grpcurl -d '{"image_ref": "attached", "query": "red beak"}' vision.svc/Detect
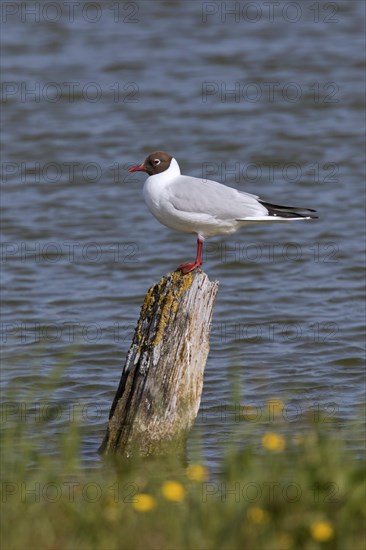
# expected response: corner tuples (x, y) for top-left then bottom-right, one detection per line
(128, 164), (146, 173)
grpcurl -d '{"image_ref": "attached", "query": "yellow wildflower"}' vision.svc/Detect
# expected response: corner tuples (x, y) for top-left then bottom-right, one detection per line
(246, 506), (269, 524)
(186, 464), (209, 482)
(262, 432), (286, 452)
(310, 520), (334, 542)
(132, 493), (157, 512)
(161, 480), (185, 502)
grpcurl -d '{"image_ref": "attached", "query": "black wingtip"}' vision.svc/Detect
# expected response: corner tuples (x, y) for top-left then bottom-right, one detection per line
(259, 200), (318, 218)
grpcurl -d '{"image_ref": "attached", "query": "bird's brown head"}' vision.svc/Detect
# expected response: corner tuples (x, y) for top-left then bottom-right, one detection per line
(128, 151), (173, 176)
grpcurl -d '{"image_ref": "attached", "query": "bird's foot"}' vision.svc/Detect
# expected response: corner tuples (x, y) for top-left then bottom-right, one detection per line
(178, 260), (202, 274)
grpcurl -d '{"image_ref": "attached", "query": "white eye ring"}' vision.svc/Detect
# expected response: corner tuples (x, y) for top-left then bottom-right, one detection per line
(154, 159), (161, 165)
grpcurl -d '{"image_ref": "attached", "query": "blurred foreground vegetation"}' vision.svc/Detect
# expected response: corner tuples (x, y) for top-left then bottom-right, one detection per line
(1, 372), (365, 550)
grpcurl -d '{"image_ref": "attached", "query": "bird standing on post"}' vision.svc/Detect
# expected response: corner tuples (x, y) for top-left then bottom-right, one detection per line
(129, 151), (317, 273)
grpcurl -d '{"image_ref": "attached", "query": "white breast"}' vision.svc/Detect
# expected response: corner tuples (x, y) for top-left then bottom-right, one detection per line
(143, 158), (181, 224)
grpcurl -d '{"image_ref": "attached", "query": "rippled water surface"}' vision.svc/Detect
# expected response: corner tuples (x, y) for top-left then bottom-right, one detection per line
(2, 1), (365, 469)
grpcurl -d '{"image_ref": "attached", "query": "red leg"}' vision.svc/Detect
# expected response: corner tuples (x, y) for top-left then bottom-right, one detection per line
(178, 238), (203, 274)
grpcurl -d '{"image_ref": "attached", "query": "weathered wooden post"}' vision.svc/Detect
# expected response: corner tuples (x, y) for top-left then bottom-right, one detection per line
(100, 269), (219, 457)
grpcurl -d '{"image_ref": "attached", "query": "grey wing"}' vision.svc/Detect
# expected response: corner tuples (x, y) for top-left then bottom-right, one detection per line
(167, 176), (267, 219)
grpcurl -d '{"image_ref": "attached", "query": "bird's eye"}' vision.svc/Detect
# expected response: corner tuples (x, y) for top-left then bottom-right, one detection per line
(154, 159), (161, 166)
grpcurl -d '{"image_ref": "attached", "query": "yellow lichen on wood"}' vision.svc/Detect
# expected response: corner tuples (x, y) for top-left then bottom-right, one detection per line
(141, 286), (155, 316)
(154, 291), (174, 347)
(153, 272), (194, 347)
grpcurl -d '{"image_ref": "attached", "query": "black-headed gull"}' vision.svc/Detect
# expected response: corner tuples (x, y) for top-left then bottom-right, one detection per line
(129, 151), (317, 274)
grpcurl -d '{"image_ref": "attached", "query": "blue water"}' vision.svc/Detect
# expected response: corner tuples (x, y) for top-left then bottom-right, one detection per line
(1, 1), (365, 469)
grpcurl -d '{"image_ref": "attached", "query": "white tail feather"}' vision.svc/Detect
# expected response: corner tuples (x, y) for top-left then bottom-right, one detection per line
(236, 216), (313, 222)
